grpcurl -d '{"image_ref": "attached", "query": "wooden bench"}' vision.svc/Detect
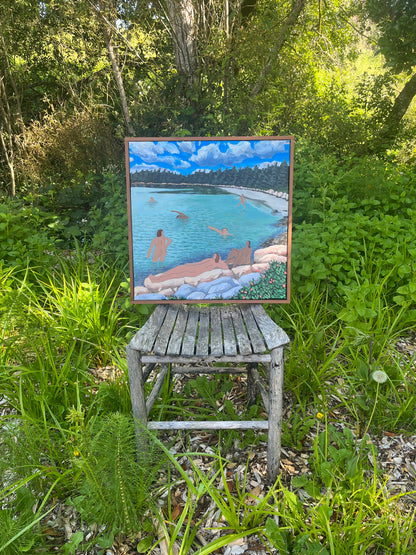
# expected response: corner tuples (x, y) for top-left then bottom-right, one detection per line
(126, 303), (289, 482)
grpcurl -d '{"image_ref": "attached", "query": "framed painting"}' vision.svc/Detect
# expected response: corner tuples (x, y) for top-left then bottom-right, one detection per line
(125, 136), (293, 304)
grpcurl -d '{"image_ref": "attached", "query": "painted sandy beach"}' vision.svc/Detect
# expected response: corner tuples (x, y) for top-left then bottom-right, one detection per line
(219, 186), (289, 214)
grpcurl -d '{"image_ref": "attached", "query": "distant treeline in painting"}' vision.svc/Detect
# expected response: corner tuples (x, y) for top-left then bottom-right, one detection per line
(131, 160), (289, 191)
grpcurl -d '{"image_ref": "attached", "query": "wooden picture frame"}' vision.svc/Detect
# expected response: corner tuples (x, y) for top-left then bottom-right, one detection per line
(125, 136), (293, 304)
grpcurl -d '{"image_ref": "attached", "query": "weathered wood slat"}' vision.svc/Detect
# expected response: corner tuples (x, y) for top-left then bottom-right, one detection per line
(142, 363), (156, 382)
(172, 366), (247, 374)
(209, 307), (223, 357)
(250, 304), (290, 350)
(147, 420), (269, 430)
(167, 306), (189, 355)
(126, 345), (147, 425)
(153, 306), (179, 355)
(267, 347), (285, 482)
(240, 304), (267, 353)
(196, 307), (210, 356)
(146, 364), (169, 415)
(249, 366), (270, 412)
(141, 354), (271, 363)
(221, 306), (237, 356)
(130, 305), (168, 353)
(230, 306), (252, 356)
(181, 307), (199, 356)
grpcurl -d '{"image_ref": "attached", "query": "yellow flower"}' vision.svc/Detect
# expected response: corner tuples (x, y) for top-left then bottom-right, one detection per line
(316, 412), (324, 420)
(73, 450), (81, 457)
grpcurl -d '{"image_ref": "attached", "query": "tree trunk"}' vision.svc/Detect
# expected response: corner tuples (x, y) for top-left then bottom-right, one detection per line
(376, 71), (416, 146)
(0, 28), (24, 196)
(102, 24), (135, 136)
(0, 77), (17, 196)
(251, 0), (308, 98)
(165, 0), (198, 83)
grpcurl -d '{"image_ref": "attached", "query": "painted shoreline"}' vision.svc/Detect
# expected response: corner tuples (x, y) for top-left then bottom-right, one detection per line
(134, 244), (288, 301)
(131, 182), (289, 214)
(219, 186), (289, 214)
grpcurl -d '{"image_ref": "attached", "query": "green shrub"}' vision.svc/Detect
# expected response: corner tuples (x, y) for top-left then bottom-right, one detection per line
(291, 202), (416, 308)
(0, 197), (60, 270)
(85, 171), (129, 268)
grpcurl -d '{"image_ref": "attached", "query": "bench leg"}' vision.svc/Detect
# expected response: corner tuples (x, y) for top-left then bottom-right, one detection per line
(126, 344), (148, 451)
(267, 346), (285, 483)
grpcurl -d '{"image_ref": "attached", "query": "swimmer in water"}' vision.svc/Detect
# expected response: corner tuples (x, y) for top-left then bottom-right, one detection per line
(171, 210), (189, 219)
(207, 226), (233, 237)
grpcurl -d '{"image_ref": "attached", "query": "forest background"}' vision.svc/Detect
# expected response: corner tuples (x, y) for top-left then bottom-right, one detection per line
(1, 0), (416, 554)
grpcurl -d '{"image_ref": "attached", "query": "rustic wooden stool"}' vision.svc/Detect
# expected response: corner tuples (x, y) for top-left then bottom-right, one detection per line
(126, 303), (289, 482)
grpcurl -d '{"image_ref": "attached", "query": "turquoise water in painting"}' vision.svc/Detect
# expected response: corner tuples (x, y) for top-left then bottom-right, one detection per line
(131, 186), (286, 286)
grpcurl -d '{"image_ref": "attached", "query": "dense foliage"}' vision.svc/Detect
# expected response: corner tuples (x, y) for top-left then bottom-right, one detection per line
(1, 0), (416, 553)
(1, 0), (416, 196)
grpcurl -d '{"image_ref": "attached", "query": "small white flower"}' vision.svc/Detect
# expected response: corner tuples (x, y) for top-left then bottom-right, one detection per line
(372, 370), (388, 383)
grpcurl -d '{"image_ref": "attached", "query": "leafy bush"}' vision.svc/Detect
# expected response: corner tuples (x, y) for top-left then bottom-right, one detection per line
(0, 197), (60, 269)
(20, 108), (121, 186)
(85, 171), (129, 268)
(293, 142), (416, 226)
(291, 200), (416, 307)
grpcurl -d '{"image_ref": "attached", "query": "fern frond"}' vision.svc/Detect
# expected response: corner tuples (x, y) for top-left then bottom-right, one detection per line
(76, 412), (167, 534)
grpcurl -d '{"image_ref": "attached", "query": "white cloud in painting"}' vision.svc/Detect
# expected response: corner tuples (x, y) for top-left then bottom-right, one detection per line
(253, 140), (288, 158)
(130, 141), (179, 162)
(190, 140), (287, 168)
(225, 141), (254, 164)
(190, 141), (255, 166)
(190, 142), (223, 166)
(191, 168), (211, 174)
(258, 160), (281, 169)
(178, 141), (196, 154)
(131, 163), (163, 172)
(160, 156), (191, 169)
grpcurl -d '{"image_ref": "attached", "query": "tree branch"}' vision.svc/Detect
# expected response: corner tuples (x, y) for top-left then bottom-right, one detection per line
(374, 71), (416, 149)
(251, 0), (308, 98)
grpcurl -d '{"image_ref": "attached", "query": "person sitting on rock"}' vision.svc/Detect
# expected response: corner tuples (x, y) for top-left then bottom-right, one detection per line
(226, 241), (252, 268)
(148, 253), (228, 283)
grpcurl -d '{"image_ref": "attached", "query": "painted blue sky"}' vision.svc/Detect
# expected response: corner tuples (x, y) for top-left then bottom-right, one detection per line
(129, 138), (291, 176)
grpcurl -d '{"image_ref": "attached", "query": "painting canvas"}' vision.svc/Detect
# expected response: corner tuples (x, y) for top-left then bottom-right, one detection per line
(126, 136), (293, 304)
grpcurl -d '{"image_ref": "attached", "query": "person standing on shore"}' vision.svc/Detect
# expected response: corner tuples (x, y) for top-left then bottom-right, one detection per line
(147, 229), (171, 262)
(236, 194), (246, 207)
